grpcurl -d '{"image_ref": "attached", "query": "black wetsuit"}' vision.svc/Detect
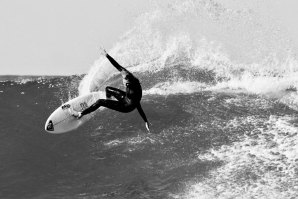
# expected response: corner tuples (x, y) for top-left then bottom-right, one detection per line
(81, 54), (148, 123)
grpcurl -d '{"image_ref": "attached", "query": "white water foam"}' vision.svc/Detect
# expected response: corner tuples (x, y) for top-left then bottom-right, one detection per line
(144, 81), (206, 96)
(103, 134), (160, 153)
(78, 0), (298, 105)
(180, 115), (298, 199)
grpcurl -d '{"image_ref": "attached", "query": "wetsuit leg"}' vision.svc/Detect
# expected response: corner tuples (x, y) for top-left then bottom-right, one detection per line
(81, 99), (131, 115)
(81, 86), (133, 116)
(105, 86), (126, 101)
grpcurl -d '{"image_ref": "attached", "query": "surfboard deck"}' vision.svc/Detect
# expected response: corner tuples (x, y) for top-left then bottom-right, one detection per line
(45, 92), (103, 134)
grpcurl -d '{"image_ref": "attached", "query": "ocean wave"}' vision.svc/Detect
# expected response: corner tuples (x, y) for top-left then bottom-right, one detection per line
(144, 81), (206, 95)
(77, 0), (298, 109)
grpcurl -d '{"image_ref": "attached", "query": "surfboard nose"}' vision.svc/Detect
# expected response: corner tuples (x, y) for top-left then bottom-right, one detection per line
(45, 120), (54, 132)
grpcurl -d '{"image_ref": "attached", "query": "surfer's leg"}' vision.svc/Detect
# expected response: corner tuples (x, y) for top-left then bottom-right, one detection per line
(105, 86), (126, 101)
(100, 99), (132, 113)
(81, 100), (102, 115)
(81, 99), (130, 115)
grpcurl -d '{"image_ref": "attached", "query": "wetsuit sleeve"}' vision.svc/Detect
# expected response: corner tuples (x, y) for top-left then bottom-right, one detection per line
(106, 54), (127, 72)
(136, 103), (148, 123)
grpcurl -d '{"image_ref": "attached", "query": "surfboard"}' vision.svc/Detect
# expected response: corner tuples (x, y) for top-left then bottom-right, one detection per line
(45, 92), (103, 134)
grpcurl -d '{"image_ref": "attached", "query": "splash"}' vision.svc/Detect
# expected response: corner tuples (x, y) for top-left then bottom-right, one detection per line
(78, 0), (298, 106)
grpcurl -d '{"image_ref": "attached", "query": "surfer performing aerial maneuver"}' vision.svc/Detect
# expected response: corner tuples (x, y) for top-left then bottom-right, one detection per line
(72, 48), (150, 132)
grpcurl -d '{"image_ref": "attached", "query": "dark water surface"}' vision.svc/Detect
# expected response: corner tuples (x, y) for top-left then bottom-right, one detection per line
(1, 75), (297, 198)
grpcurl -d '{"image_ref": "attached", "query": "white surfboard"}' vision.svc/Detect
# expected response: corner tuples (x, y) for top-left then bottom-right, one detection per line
(45, 92), (103, 134)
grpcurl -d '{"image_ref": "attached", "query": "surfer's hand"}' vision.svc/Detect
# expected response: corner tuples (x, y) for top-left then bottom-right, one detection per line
(98, 46), (107, 56)
(145, 122), (150, 132)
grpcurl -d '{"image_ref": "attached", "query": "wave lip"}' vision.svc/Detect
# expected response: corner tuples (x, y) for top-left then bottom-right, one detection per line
(144, 81), (206, 95)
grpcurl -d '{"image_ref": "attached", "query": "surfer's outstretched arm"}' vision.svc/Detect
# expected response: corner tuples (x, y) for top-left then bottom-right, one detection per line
(106, 54), (126, 72)
(106, 54), (132, 75)
(99, 48), (131, 76)
(136, 104), (150, 132)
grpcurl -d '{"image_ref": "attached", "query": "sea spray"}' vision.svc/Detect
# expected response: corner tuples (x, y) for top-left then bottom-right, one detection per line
(78, 0), (298, 100)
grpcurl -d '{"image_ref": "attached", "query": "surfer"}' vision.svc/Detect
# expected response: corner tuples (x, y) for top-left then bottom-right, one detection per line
(72, 48), (150, 132)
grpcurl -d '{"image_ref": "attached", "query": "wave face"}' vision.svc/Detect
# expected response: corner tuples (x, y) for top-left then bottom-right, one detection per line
(1, 0), (298, 198)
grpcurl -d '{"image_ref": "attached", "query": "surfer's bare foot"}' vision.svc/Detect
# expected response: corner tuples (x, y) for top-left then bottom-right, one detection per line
(72, 112), (83, 119)
(77, 112), (83, 119)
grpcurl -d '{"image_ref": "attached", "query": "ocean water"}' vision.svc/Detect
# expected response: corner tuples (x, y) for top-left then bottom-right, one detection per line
(1, 0), (298, 198)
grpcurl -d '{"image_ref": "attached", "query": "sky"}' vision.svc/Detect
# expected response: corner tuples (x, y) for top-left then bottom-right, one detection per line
(1, 0), (298, 76)
(0, 0), (151, 75)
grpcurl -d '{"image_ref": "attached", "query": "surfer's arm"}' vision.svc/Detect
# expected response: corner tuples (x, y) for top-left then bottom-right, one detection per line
(99, 47), (129, 73)
(106, 54), (129, 73)
(136, 104), (150, 132)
